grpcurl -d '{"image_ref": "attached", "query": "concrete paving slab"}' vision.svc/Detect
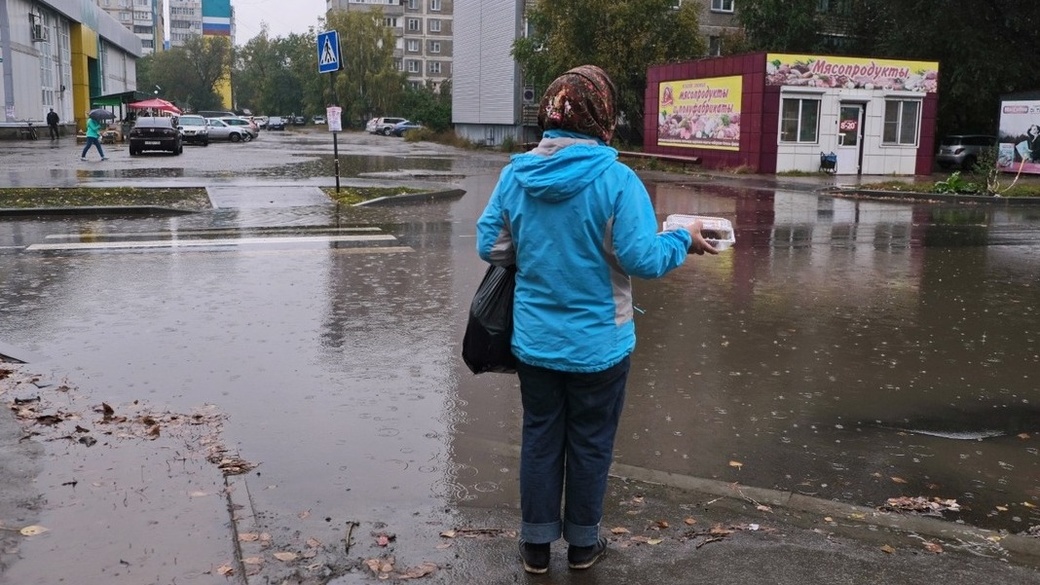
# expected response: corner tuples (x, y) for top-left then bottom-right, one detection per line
(207, 186), (333, 209)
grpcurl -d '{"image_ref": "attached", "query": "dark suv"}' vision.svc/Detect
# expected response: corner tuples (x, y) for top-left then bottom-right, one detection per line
(936, 134), (995, 170)
(129, 117), (183, 156)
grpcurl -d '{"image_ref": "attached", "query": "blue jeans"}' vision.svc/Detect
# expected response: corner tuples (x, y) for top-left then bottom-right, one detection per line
(81, 137), (104, 158)
(517, 356), (629, 547)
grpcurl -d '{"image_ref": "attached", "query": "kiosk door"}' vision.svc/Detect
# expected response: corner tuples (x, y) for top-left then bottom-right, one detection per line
(836, 104), (864, 175)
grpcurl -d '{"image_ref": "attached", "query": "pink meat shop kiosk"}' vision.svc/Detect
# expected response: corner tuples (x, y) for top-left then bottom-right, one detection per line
(644, 53), (940, 175)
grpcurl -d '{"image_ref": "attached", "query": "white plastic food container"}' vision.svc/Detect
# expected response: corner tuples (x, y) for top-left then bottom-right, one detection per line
(663, 214), (736, 251)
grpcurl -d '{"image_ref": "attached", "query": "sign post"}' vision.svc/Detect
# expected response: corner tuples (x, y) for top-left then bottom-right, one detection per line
(317, 30), (342, 193)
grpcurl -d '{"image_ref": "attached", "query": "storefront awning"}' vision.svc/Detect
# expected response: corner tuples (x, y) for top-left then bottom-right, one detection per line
(90, 91), (153, 107)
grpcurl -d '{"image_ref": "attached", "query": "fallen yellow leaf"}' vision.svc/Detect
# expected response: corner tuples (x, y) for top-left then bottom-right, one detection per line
(19, 525), (48, 537)
(242, 557), (263, 565)
(684, 517), (697, 525)
(647, 538), (664, 545)
(273, 551), (298, 562)
(1023, 502), (1037, 509)
(891, 477), (907, 484)
(611, 527), (631, 534)
(238, 532), (260, 542)
(729, 460), (744, 470)
(996, 506), (1009, 512)
(923, 542), (943, 554)
(881, 544), (896, 554)
(216, 564), (234, 576)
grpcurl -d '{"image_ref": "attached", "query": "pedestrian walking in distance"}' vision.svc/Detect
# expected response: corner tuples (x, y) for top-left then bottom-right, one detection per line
(46, 108), (60, 140)
(81, 116), (107, 161)
(476, 64), (718, 575)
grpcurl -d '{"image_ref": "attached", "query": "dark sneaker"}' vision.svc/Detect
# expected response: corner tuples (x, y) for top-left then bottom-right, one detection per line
(519, 540), (550, 574)
(567, 537), (607, 570)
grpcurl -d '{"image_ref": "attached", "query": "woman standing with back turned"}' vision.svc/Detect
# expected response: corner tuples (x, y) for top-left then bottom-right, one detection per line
(476, 65), (717, 574)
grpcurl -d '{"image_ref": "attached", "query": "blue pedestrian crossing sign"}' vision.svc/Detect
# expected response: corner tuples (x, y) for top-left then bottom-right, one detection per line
(317, 30), (341, 74)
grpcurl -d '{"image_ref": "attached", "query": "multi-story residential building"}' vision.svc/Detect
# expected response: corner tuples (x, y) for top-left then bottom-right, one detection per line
(167, 0), (202, 46)
(326, 0), (453, 91)
(96, 0), (164, 54)
(0, 0), (142, 135)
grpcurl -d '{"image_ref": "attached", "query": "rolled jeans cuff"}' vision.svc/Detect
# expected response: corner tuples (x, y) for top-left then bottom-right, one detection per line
(521, 520), (561, 544)
(564, 521), (600, 547)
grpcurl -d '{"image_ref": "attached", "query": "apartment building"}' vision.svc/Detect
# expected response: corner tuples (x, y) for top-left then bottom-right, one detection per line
(96, 0), (164, 54)
(167, 0), (232, 47)
(326, 0), (453, 91)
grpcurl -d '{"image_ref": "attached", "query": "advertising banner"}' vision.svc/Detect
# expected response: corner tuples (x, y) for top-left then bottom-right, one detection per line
(327, 106), (343, 133)
(765, 54), (938, 93)
(657, 76), (742, 151)
(997, 99), (1040, 174)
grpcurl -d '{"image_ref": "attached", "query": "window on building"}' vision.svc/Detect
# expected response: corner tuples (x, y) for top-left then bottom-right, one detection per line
(429, 41), (440, 53)
(429, 19), (441, 32)
(711, 0), (734, 12)
(407, 39), (419, 52)
(407, 0), (418, 8)
(708, 36), (722, 56)
(780, 97), (820, 143)
(384, 17), (399, 28)
(430, 0), (441, 11)
(134, 25), (152, 34)
(407, 18), (421, 32)
(429, 61), (441, 74)
(883, 100), (920, 145)
(407, 60), (420, 73)
(395, 59), (403, 71)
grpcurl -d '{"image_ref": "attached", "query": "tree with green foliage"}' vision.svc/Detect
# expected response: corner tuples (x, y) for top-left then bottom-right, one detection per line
(513, 0), (705, 144)
(323, 8), (408, 128)
(736, 0), (821, 53)
(137, 34), (234, 112)
(398, 80), (452, 132)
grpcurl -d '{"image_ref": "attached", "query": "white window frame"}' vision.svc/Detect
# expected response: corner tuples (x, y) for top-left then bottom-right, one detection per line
(407, 18), (421, 32)
(430, 0), (441, 11)
(406, 39), (419, 52)
(429, 19), (441, 32)
(407, 60), (420, 73)
(779, 97), (820, 143)
(429, 41), (440, 54)
(711, 0), (735, 13)
(429, 61), (441, 74)
(883, 99), (921, 146)
(407, 0), (418, 8)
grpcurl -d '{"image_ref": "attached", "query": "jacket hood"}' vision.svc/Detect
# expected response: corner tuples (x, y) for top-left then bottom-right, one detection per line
(509, 130), (618, 202)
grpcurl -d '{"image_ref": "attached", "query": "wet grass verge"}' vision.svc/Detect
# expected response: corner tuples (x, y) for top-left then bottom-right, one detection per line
(320, 186), (426, 205)
(0, 186), (212, 211)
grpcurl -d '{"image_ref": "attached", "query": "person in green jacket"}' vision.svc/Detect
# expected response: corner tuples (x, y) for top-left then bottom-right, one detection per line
(81, 116), (107, 161)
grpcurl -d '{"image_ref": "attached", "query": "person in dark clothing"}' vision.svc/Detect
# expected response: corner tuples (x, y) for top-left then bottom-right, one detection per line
(46, 109), (60, 139)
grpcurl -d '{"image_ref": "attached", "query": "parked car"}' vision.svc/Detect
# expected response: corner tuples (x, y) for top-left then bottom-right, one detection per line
(218, 116), (259, 139)
(128, 116), (183, 156)
(197, 110), (237, 119)
(936, 134), (996, 170)
(390, 120), (424, 137)
(255, 116), (269, 129)
(267, 116), (286, 131)
(176, 114), (210, 146)
(205, 118), (252, 142)
(366, 116), (407, 135)
(292, 115), (306, 126)
(312, 114), (326, 125)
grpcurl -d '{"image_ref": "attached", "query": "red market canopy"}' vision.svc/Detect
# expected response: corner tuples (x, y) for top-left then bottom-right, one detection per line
(128, 98), (182, 115)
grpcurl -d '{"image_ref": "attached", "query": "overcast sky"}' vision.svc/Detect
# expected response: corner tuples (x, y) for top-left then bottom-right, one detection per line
(233, 0), (327, 45)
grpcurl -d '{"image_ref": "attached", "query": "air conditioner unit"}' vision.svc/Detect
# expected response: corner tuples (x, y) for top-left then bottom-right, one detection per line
(31, 24), (48, 42)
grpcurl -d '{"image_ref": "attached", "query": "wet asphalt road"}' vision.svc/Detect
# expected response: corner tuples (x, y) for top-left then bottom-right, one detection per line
(1, 129), (1040, 584)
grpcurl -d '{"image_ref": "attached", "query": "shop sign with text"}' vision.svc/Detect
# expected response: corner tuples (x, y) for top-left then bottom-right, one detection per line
(997, 99), (1040, 175)
(658, 76), (742, 151)
(765, 54), (938, 93)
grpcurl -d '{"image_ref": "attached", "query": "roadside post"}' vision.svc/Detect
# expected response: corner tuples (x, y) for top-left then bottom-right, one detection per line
(317, 30), (342, 193)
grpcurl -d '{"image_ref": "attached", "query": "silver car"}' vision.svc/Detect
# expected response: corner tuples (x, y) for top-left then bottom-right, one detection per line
(205, 118), (252, 142)
(218, 117), (260, 139)
(936, 134), (995, 170)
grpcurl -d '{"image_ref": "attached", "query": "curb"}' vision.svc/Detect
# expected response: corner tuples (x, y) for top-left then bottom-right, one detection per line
(353, 188), (466, 207)
(0, 205), (196, 217)
(824, 188), (1040, 205)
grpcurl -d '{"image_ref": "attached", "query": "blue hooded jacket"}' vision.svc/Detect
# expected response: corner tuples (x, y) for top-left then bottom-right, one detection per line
(476, 130), (693, 373)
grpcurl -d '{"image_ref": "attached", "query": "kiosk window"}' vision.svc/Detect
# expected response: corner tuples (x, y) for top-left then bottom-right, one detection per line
(883, 100), (920, 145)
(780, 98), (820, 143)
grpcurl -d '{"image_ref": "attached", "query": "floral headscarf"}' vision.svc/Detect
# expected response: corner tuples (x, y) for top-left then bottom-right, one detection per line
(537, 65), (618, 143)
